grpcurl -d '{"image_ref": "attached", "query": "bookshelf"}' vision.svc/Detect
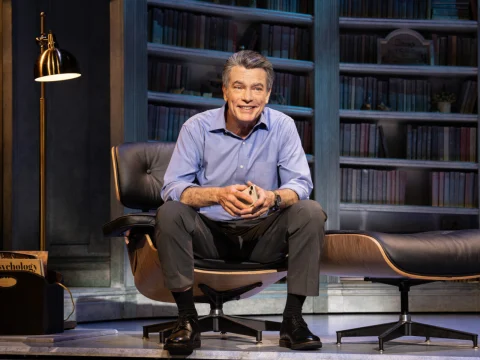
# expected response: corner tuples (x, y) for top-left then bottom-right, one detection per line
(338, 1), (480, 232)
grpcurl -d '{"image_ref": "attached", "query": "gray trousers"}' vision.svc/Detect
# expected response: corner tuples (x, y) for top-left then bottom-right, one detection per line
(155, 200), (326, 296)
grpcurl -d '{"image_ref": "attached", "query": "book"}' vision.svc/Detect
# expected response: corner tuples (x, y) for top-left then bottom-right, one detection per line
(0, 251), (47, 277)
(0, 258), (44, 276)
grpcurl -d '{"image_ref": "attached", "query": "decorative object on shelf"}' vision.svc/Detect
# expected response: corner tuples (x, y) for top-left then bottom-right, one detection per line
(0, 11), (81, 336)
(377, 102), (391, 111)
(361, 96), (372, 110)
(433, 90), (456, 113)
(378, 29), (434, 65)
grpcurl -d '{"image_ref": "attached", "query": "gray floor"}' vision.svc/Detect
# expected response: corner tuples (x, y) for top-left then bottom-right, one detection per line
(1, 314), (480, 359)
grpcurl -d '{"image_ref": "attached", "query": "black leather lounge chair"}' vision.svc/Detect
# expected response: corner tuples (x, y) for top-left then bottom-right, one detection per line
(103, 142), (286, 343)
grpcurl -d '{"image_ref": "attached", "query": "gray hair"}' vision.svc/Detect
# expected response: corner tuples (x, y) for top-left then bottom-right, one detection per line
(222, 50), (275, 91)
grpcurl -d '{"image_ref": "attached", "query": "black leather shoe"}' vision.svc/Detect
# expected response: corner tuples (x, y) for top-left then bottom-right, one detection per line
(279, 315), (322, 350)
(164, 315), (201, 355)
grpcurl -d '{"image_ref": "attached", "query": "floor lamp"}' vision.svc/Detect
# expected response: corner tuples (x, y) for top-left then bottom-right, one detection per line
(34, 12), (81, 251)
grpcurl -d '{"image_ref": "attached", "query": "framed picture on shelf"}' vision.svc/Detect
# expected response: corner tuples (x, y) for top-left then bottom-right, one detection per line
(378, 29), (434, 65)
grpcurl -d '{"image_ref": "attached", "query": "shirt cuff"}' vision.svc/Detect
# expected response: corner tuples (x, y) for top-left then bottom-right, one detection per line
(279, 184), (310, 201)
(164, 183), (199, 202)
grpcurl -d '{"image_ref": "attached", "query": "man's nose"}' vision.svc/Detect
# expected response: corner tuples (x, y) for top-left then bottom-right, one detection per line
(242, 89), (253, 102)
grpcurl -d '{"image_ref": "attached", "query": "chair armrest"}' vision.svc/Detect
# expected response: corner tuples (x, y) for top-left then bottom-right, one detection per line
(102, 212), (156, 237)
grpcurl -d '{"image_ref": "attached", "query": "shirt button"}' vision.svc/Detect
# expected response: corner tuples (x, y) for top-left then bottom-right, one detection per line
(240, 165), (244, 169)
(242, 142), (246, 145)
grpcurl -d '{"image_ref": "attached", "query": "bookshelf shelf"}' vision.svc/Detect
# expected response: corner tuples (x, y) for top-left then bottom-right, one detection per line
(340, 17), (478, 33)
(148, 0), (314, 26)
(148, 91), (314, 118)
(340, 157), (479, 170)
(340, 63), (477, 77)
(340, 110), (478, 123)
(340, 203), (479, 215)
(148, 44), (314, 73)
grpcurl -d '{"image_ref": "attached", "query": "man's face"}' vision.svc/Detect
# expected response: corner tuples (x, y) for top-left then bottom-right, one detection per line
(222, 66), (271, 125)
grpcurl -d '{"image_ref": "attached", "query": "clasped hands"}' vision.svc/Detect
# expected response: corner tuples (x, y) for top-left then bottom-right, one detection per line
(218, 181), (274, 219)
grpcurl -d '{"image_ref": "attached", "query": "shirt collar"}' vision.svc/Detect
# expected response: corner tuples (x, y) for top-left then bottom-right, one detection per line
(209, 104), (269, 132)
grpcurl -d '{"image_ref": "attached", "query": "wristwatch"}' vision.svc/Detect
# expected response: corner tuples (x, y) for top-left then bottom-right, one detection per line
(271, 190), (282, 211)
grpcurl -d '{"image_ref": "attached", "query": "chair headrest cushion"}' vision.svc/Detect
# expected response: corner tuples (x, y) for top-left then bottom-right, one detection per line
(114, 142), (175, 210)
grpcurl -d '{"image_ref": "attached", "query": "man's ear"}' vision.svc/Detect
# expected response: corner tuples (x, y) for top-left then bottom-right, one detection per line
(266, 89), (272, 103)
(222, 85), (228, 102)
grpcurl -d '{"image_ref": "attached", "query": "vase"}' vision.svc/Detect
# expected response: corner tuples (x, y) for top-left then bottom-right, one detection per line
(437, 102), (451, 113)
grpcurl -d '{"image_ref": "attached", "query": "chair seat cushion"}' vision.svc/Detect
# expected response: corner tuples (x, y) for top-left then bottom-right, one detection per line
(326, 230), (480, 277)
(194, 258), (287, 271)
(103, 212), (287, 271)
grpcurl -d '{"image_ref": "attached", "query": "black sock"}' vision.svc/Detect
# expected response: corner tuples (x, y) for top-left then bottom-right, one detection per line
(172, 288), (198, 318)
(283, 293), (306, 319)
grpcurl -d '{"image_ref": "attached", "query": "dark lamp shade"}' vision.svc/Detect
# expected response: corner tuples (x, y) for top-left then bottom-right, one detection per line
(34, 47), (81, 82)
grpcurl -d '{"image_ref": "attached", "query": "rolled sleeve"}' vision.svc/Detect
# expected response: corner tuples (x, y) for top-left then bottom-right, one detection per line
(280, 182), (311, 200)
(277, 118), (313, 199)
(162, 182), (199, 202)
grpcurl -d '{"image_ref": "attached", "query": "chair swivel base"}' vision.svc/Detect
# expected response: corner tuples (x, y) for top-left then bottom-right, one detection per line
(336, 315), (479, 352)
(142, 311), (282, 343)
(142, 282), (282, 343)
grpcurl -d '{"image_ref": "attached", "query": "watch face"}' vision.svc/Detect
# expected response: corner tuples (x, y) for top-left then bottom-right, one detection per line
(275, 194), (281, 207)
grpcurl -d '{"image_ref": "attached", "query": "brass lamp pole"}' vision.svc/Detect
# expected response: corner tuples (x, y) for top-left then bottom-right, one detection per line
(34, 12), (81, 251)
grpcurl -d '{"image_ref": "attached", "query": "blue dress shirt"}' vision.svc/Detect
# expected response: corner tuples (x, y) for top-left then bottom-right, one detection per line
(161, 105), (313, 221)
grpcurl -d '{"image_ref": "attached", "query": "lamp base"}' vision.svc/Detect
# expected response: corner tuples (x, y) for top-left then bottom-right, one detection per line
(0, 270), (64, 335)
(64, 320), (77, 330)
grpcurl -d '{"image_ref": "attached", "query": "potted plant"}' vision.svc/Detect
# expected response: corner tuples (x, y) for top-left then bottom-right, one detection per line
(433, 91), (456, 113)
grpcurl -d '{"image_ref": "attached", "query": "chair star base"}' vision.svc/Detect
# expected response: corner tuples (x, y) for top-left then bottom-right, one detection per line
(336, 278), (479, 351)
(142, 282), (282, 343)
(144, 311), (282, 344)
(337, 319), (478, 352)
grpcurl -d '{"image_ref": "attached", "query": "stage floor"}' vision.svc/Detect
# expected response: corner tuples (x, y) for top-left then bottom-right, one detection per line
(1, 314), (480, 359)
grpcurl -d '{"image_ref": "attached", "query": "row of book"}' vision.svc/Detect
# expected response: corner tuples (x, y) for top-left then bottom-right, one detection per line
(340, 34), (379, 64)
(148, 104), (199, 142)
(457, 80), (478, 114)
(432, 34), (477, 66)
(340, 33), (478, 66)
(339, 0), (475, 20)
(340, 76), (432, 112)
(148, 61), (189, 94)
(340, 76), (478, 114)
(340, 123), (387, 157)
(406, 125), (477, 162)
(149, 8), (237, 52)
(430, 171), (478, 207)
(148, 7), (311, 60)
(257, 24), (310, 61)
(340, 168), (407, 204)
(269, 72), (311, 107)
(295, 120), (312, 154)
(198, 0), (313, 14)
(431, 0), (472, 19)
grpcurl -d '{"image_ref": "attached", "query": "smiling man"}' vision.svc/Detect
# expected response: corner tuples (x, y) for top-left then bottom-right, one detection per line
(157, 50), (326, 355)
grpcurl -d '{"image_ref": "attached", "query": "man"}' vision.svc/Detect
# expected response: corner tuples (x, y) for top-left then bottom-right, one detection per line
(157, 50), (326, 355)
